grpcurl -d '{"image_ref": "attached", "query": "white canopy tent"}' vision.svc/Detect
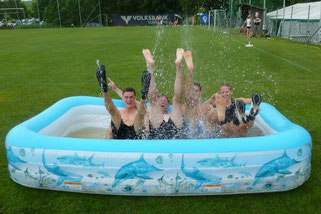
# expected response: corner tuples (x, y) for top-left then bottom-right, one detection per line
(267, 1), (321, 21)
(266, 1), (321, 43)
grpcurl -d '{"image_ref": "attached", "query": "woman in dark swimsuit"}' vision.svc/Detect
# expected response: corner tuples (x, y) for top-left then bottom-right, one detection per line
(215, 83), (261, 137)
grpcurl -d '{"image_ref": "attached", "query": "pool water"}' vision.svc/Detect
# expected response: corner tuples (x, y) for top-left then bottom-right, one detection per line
(65, 126), (264, 139)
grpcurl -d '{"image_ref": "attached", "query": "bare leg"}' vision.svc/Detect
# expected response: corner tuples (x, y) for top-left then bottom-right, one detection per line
(205, 94), (226, 130)
(143, 49), (163, 128)
(103, 93), (122, 130)
(170, 48), (184, 128)
(184, 50), (198, 125)
(215, 94), (226, 122)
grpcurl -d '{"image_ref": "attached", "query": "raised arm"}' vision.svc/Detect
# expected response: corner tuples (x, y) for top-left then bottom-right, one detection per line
(108, 78), (123, 99)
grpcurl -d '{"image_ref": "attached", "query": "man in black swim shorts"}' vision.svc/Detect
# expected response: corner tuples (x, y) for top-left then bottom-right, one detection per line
(96, 61), (151, 139)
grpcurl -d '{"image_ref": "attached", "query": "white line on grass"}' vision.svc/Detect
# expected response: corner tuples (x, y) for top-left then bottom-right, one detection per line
(205, 28), (319, 75)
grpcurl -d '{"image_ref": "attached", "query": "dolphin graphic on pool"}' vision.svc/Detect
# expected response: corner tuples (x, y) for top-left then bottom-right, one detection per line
(252, 151), (300, 186)
(181, 155), (222, 189)
(112, 154), (163, 188)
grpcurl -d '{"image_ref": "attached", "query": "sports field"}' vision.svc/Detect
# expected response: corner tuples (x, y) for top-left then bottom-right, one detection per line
(0, 26), (320, 213)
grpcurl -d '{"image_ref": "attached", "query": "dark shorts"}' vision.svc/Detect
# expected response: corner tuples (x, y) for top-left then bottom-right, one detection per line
(247, 26), (251, 28)
(148, 118), (181, 139)
(111, 120), (142, 139)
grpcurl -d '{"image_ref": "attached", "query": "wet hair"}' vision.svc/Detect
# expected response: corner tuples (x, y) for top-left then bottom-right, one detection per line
(123, 87), (136, 96)
(157, 94), (170, 103)
(193, 82), (202, 91)
(220, 83), (232, 91)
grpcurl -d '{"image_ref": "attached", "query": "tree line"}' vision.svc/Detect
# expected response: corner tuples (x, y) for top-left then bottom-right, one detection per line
(0, 0), (317, 26)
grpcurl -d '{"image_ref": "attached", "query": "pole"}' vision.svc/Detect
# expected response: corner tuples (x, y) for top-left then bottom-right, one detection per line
(214, 10), (217, 31)
(238, 0), (241, 20)
(57, 0), (62, 28)
(14, 0), (19, 20)
(37, 0), (40, 22)
(23, 8), (26, 19)
(208, 10), (211, 29)
(319, 1), (321, 42)
(282, 0), (285, 38)
(307, 4), (311, 42)
(288, 6), (293, 39)
(275, 9), (278, 36)
(263, 0), (266, 25)
(78, 0), (82, 27)
(98, 0), (102, 26)
(229, 0), (233, 27)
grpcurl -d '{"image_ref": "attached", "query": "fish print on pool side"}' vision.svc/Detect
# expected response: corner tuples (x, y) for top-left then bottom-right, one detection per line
(24, 168), (37, 181)
(112, 154), (163, 188)
(238, 171), (252, 177)
(97, 171), (111, 178)
(252, 151), (300, 186)
(155, 156), (163, 164)
(158, 175), (173, 188)
(181, 155), (222, 189)
(197, 155), (246, 168)
(6, 146), (27, 171)
(42, 151), (83, 186)
(56, 153), (104, 167)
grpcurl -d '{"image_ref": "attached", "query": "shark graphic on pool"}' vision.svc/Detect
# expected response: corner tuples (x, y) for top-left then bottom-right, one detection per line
(56, 152), (104, 167)
(42, 151), (83, 186)
(253, 151), (300, 186)
(112, 154), (163, 188)
(197, 155), (246, 168)
(181, 155), (222, 189)
(6, 146), (27, 170)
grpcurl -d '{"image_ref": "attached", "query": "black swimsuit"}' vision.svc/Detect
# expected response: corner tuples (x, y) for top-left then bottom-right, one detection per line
(148, 118), (181, 139)
(218, 100), (237, 126)
(111, 120), (141, 139)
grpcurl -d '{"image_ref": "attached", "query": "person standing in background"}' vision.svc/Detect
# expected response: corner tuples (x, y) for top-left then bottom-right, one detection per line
(253, 12), (261, 37)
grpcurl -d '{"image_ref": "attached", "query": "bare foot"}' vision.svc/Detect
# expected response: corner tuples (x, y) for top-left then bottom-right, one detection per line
(142, 49), (155, 68)
(175, 48), (185, 65)
(183, 51), (194, 71)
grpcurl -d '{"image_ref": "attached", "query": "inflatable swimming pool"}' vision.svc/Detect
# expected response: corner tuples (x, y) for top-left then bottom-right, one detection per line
(5, 96), (312, 195)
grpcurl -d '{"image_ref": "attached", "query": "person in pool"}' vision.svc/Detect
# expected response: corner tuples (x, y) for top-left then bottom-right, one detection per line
(210, 83), (261, 137)
(182, 51), (226, 139)
(144, 48), (185, 139)
(106, 49), (181, 139)
(96, 62), (151, 139)
(106, 80), (171, 138)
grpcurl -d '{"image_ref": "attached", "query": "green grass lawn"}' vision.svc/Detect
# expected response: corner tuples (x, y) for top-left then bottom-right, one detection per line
(0, 26), (320, 214)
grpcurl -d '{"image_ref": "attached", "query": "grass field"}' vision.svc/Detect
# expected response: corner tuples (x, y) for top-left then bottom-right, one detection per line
(0, 26), (320, 214)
